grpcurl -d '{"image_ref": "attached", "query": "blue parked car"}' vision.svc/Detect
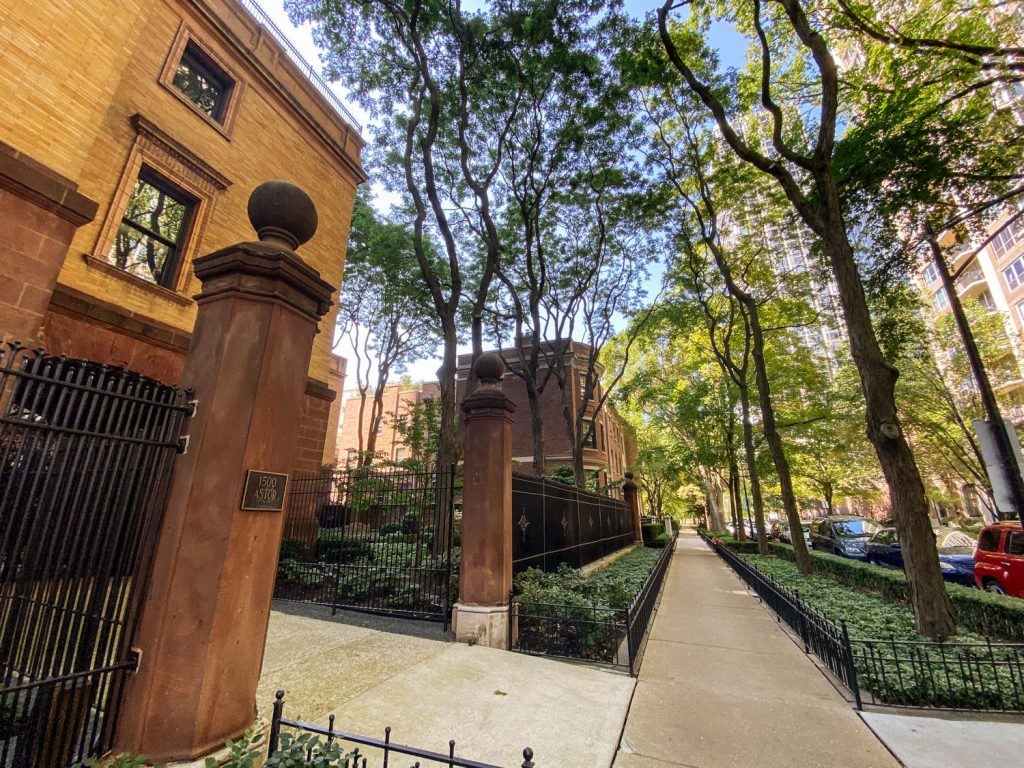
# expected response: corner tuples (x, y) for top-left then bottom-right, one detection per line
(864, 527), (976, 586)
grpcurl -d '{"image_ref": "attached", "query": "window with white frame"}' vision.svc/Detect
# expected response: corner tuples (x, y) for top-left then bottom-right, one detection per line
(1004, 256), (1024, 290)
(923, 263), (939, 284)
(933, 288), (949, 310)
(993, 220), (1024, 258)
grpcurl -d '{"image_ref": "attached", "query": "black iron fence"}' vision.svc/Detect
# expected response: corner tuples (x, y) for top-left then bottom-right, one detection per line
(275, 465), (458, 626)
(700, 531), (1024, 712)
(269, 690), (536, 767)
(511, 472), (632, 574)
(509, 537), (676, 675)
(0, 345), (192, 764)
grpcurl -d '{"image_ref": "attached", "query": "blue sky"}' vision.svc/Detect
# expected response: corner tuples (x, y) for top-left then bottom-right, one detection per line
(254, 1), (750, 386)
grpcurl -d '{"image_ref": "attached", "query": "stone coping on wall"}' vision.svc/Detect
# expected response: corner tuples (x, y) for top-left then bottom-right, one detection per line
(579, 542), (642, 578)
(0, 141), (98, 225)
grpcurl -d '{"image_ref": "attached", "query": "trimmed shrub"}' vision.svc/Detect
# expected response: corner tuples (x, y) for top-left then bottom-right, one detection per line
(640, 523), (661, 543)
(278, 538), (305, 562)
(316, 536), (373, 564)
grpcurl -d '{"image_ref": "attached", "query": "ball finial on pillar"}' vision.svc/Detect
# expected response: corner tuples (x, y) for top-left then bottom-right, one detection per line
(247, 180), (318, 250)
(473, 352), (505, 385)
(625, 471), (634, 481)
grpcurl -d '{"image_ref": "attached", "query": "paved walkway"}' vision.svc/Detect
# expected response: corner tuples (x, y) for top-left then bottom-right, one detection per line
(259, 602), (635, 767)
(614, 530), (899, 768)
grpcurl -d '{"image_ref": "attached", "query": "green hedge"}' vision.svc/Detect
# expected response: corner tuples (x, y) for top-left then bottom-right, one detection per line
(743, 541), (1024, 642)
(744, 554), (1023, 710)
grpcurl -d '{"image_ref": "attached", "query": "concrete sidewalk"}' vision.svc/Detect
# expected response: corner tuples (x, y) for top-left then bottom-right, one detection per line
(614, 530), (899, 768)
(258, 601), (635, 767)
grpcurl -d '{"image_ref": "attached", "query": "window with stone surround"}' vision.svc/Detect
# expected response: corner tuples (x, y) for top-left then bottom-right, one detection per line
(109, 170), (195, 287)
(90, 114), (230, 297)
(173, 42), (233, 123)
(159, 24), (243, 137)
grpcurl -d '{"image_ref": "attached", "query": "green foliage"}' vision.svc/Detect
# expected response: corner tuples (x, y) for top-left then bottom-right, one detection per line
(547, 465), (577, 485)
(278, 539), (305, 562)
(741, 553), (1024, 710)
(386, 397), (442, 472)
(513, 546), (667, 663)
(74, 755), (157, 768)
(266, 731), (364, 768)
(747, 543), (1024, 642)
(515, 546), (665, 611)
(316, 534), (373, 565)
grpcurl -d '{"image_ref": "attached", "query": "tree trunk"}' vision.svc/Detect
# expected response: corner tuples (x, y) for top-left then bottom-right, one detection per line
(819, 196), (955, 637)
(705, 479), (726, 531)
(436, 321), (459, 472)
(745, 301), (812, 573)
(728, 450), (746, 541)
(362, 386), (388, 467)
(927, 223), (1024, 527)
(739, 386), (769, 554)
(527, 379), (546, 474)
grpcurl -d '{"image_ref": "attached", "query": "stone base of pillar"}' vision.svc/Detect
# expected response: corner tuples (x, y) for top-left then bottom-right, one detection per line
(145, 720), (267, 768)
(452, 603), (509, 649)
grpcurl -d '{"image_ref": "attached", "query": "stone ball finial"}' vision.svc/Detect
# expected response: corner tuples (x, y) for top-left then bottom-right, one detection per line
(473, 352), (505, 384)
(625, 471), (634, 480)
(247, 180), (318, 250)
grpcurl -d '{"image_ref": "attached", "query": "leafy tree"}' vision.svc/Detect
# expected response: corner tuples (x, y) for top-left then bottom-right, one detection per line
(290, 0), (526, 472)
(337, 191), (436, 466)
(387, 395), (442, 472)
(652, 0), (957, 636)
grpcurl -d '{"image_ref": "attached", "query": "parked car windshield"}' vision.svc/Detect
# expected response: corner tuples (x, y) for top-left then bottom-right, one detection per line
(832, 519), (880, 537)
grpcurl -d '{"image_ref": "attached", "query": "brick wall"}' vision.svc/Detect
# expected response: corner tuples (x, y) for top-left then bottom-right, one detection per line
(0, 144), (97, 345)
(294, 386), (333, 473)
(0, 0), (363, 387)
(1, 0), (363, 465)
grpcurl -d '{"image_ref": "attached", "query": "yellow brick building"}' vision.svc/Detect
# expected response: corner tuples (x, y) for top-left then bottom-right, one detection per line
(0, 0), (365, 470)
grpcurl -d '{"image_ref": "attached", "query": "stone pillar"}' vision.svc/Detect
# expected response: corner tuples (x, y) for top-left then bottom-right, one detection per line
(0, 143), (97, 344)
(113, 181), (333, 762)
(452, 353), (516, 648)
(623, 471), (643, 543)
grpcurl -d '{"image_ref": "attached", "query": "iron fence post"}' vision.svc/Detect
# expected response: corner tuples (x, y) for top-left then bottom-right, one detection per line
(444, 463), (456, 633)
(626, 605), (636, 675)
(268, 689), (285, 756)
(841, 620), (862, 710)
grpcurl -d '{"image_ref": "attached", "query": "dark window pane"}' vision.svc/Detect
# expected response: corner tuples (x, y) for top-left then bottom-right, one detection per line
(172, 44), (229, 121)
(121, 179), (189, 242)
(110, 223), (174, 284)
(108, 174), (193, 286)
(1007, 531), (1024, 556)
(978, 528), (1001, 552)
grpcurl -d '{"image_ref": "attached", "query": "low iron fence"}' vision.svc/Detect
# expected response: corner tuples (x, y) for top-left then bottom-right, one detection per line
(509, 537), (677, 675)
(511, 473), (633, 574)
(699, 531), (1024, 712)
(269, 690), (536, 767)
(275, 465), (458, 627)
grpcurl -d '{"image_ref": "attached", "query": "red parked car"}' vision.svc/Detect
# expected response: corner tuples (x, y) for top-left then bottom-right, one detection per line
(974, 523), (1024, 597)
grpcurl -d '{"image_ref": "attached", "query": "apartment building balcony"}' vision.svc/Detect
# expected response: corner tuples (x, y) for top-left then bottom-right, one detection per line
(955, 263), (988, 299)
(994, 376), (1024, 396)
(948, 242), (976, 273)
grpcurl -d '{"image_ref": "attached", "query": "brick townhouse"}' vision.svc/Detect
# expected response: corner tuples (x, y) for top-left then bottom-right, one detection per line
(338, 340), (637, 490)
(0, 0), (364, 470)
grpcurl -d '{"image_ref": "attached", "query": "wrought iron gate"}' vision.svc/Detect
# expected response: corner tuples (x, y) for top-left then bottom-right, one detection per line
(0, 345), (192, 766)
(274, 465), (458, 626)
